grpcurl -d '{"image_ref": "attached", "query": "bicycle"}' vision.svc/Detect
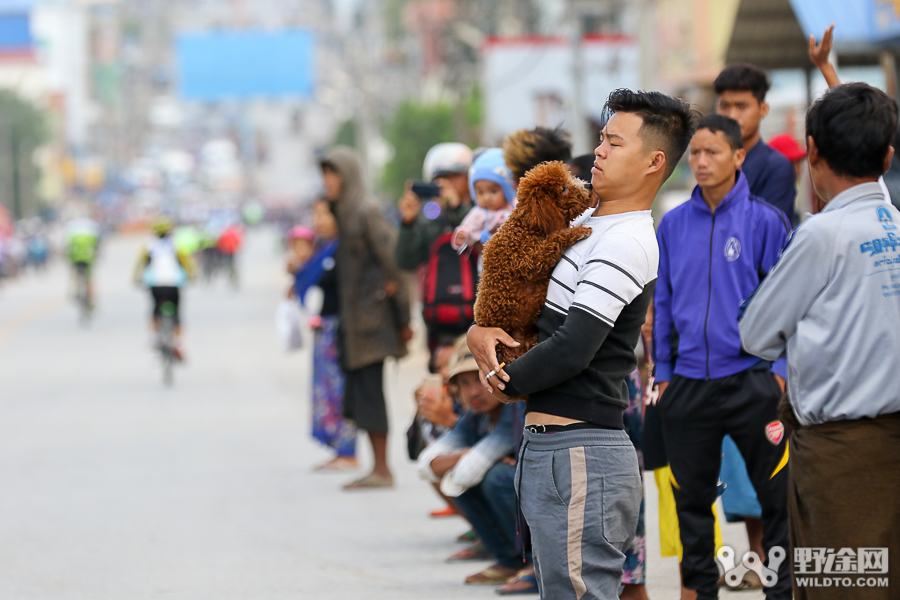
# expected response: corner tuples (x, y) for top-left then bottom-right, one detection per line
(73, 263), (92, 326)
(156, 311), (178, 386)
(221, 252), (239, 290)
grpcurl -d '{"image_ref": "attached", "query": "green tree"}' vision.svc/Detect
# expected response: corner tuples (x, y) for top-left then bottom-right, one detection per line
(383, 0), (411, 41)
(457, 83), (483, 147)
(333, 119), (358, 148)
(0, 90), (50, 218)
(381, 100), (455, 199)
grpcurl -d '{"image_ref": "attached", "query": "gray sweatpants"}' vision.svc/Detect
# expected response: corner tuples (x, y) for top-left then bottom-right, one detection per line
(517, 428), (642, 600)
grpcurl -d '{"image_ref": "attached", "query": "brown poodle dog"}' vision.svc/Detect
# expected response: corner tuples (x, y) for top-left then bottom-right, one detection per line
(474, 160), (594, 384)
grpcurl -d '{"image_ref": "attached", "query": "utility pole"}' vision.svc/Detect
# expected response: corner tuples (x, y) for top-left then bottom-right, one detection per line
(10, 131), (21, 219)
(0, 117), (8, 218)
(638, 0), (657, 91)
(568, 0), (591, 155)
(350, 0), (382, 184)
(880, 51), (898, 100)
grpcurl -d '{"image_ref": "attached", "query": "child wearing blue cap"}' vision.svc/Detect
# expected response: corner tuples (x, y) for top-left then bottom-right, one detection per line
(451, 148), (516, 252)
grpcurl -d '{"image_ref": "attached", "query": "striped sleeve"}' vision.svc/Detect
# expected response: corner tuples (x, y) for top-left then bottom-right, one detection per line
(572, 234), (649, 325)
(544, 253), (580, 315)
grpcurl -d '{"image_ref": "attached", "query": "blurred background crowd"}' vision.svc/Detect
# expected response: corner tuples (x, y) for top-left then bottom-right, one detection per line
(0, 0), (896, 268)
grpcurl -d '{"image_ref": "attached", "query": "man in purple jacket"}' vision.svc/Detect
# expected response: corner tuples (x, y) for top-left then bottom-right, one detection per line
(653, 114), (791, 600)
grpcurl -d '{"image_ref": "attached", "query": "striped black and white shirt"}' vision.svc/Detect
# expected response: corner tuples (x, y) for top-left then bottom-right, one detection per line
(503, 210), (659, 428)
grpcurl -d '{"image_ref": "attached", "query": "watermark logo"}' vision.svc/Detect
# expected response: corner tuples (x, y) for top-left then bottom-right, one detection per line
(795, 547), (888, 575)
(717, 546), (786, 588)
(794, 547), (889, 589)
(718, 546), (890, 589)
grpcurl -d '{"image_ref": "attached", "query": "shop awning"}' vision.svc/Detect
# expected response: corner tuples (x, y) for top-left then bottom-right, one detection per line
(726, 0), (884, 70)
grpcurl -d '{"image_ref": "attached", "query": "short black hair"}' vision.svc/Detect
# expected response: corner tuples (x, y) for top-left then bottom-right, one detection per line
(806, 82), (899, 179)
(568, 154), (595, 181)
(604, 88), (698, 181)
(503, 127), (573, 182)
(714, 63), (770, 103)
(696, 114), (743, 151)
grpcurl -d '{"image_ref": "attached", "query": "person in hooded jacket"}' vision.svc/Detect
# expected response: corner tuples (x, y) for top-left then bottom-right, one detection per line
(320, 147), (413, 490)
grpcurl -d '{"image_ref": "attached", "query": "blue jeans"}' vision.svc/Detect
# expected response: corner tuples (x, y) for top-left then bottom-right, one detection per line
(720, 434), (763, 520)
(454, 461), (521, 569)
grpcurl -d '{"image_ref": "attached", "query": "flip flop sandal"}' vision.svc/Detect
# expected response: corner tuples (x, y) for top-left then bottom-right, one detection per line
(447, 544), (490, 562)
(495, 574), (539, 595)
(465, 565), (518, 585)
(457, 530), (478, 543)
(342, 474), (394, 490)
(314, 457), (359, 472)
(429, 506), (457, 518)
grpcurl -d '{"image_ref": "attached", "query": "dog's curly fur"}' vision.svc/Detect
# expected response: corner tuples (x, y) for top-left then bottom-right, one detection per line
(474, 161), (594, 392)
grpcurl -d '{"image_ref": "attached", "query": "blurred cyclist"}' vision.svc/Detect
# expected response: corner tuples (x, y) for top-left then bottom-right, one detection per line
(217, 222), (243, 287)
(134, 218), (197, 360)
(66, 218), (101, 310)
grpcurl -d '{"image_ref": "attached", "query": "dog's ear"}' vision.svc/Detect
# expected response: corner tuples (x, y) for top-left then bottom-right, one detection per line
(516, 162), (569, 233)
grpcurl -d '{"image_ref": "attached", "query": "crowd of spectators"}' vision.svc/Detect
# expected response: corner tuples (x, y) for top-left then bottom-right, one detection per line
(285, 26), (900, 600)
(0, 216), (56, 280)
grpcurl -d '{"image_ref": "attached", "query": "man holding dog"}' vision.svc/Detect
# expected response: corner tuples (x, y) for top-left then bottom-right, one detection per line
(468, 89), (696, 599)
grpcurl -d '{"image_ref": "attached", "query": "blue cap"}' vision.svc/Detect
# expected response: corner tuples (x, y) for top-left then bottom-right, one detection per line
(468, 148), (516, 206)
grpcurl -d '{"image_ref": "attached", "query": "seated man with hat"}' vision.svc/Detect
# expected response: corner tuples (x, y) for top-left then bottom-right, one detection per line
(417, 336), (523, 586)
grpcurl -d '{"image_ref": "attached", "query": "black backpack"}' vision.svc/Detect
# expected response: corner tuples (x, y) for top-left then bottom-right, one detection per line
(422, 232), (478, 327)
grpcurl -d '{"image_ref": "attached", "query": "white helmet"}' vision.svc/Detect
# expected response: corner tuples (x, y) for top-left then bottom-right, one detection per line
(422, 143), (473, 181)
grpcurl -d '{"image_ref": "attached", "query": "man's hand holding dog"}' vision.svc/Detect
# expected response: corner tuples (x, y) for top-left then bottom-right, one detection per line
(467, 324), (519, 397)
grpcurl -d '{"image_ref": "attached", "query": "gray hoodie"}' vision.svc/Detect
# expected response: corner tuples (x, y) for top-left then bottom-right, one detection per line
(739, 182), (900, 426)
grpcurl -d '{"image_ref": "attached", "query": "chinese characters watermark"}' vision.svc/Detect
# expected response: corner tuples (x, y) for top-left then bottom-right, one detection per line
(715, 546), (889, 589)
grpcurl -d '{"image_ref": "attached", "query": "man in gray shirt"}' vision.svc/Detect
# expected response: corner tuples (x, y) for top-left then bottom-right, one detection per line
(740, 83), (900, 600)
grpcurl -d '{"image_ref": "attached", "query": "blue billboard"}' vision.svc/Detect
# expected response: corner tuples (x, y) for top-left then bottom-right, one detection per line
(176, 30), (315, 101)
(789, 0), (900, 45)
(0, 13), (31, 50)
(0, 0), (35, 15)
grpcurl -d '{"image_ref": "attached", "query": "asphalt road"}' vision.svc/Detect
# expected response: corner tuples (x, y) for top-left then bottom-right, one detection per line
(0, 228), (763, 599)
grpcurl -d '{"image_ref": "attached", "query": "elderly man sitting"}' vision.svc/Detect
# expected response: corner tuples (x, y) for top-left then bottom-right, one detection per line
(417, 337), (522, 586)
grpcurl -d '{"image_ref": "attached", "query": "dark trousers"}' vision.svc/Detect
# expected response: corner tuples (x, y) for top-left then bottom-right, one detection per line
(342, 361), (387, 434)
(660, 369), (791, 600)
(781, 401), (900, 600)
(150, 286), (181, 326)
(454, 462), (521, 569)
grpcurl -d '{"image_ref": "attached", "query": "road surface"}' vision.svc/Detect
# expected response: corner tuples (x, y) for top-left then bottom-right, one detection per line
(0, 228), (763, 599)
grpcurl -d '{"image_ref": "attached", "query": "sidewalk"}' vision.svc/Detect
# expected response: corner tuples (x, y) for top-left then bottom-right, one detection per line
(343, 324), (767, 599)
